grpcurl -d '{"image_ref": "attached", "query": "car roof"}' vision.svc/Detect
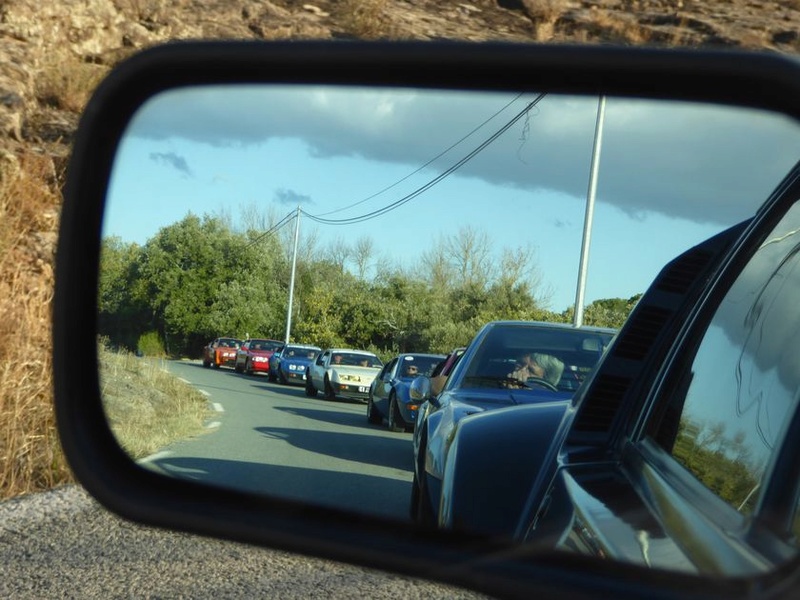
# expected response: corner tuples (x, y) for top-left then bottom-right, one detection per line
(482, 320), (617, 335)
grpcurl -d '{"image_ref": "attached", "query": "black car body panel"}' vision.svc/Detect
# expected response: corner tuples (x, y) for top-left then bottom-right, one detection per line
(440, 400), (572, 536)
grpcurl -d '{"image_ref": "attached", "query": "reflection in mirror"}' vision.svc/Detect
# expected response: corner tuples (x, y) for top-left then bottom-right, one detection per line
(98, 84), (800, 558)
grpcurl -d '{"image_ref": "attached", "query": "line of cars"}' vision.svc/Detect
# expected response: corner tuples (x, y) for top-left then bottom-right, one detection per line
(201, 336), (321, 385)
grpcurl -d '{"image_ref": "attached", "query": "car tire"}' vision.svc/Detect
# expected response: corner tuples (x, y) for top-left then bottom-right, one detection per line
(324, 376), (336, 401)
(202, 359), (210, 368)
(278, 370), (288, 385)
(305, 373), (317, 397)
(387, 394), (404, 432)
(367, 396), (382, 425)
(414, 470), (437, 527)
(268, 369), (276, 383)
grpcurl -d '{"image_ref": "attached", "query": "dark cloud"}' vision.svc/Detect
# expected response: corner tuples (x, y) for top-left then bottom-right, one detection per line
(128, 87), (800, 226)
(275, 188), (312, 206)
(149, 152), (192, 177)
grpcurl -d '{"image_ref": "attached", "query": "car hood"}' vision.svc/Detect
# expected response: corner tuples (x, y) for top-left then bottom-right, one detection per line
(330, 366), (380, 380)
(281, 357), (314, 366)
(448, 387), (572, 410)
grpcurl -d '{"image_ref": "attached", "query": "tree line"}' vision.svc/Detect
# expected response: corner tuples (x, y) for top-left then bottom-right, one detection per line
(99, 212), (640, 359)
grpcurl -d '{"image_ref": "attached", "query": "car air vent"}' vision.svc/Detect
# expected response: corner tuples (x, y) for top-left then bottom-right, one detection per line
(653, 248), (714, 294)
(573, 374), (632, 432)
(611, 305), (671, 361)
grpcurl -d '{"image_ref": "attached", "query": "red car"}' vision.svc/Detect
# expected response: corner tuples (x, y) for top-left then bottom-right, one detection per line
(202, 337), (241, 369)
(234, 338), (284, 376)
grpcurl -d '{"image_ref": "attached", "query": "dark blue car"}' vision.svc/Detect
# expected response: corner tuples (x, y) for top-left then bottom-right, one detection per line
(268, 343), (321, 385)
(410, 321), (616, 525)
(367, 353), (447, 432)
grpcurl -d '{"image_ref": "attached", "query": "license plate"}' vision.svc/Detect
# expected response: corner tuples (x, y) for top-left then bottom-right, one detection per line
(358, 386), (367, 393)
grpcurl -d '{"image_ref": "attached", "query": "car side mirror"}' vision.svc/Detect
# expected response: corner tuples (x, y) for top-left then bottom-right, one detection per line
(54, 40), (800, 599)
(409, 376), (432, 402)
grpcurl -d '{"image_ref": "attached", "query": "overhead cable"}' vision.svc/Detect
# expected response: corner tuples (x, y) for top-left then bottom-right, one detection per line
(303, 93), (546, 226)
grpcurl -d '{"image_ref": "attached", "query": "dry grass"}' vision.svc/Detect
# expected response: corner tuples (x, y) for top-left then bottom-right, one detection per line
(99, 344), (215, 460)
(0, 150), (70, 499)
(35, 48), (108, 113)
(339, 0), (399, 40)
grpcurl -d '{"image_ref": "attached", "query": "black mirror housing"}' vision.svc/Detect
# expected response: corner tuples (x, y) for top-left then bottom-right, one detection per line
(54, 40), (800, 600)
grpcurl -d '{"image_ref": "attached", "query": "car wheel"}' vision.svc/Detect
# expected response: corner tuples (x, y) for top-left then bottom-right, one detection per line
(268, 369), (276, 383)
(415, 470), (437, 527)
(324, 376), (336, 401)
(367, 396), (382, 425)
(278, 370), (288, 385)
(305, 374), (317, 397)
(410, 471), (436, 526)
(202, 359), (210, 368)
(387, 394), (404, 432)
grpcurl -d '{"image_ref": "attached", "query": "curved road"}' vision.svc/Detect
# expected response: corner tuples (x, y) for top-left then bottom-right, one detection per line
(145, 360), (414, 521)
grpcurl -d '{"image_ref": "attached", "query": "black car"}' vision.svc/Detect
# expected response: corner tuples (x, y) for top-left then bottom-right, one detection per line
(410, 320), (616, 525)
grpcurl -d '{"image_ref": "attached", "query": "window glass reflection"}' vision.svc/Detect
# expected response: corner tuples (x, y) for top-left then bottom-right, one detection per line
(652, 200), (800, 515)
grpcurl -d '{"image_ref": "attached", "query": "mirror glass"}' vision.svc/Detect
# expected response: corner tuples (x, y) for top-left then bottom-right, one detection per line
(98, 84), (800, 546)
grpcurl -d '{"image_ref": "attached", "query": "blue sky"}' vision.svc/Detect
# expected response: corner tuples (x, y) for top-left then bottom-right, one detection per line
(104, 85), (800, 312)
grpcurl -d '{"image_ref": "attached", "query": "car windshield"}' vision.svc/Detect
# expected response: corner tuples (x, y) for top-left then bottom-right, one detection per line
(400, 355), (445, 377)
(249, 339), (281, 351)
(458, 323), (614, 393)
(331, 352), (382, 367)
(284, 346), (319, 358)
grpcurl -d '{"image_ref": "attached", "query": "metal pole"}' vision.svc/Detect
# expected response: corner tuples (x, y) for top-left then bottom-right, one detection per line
(284, 206), (301, 344)
(573, 96), (606, 328)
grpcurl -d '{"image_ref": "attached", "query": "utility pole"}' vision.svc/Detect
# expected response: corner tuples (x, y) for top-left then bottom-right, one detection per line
(573, 95), (606, 328)
(284, 206), (301, 344)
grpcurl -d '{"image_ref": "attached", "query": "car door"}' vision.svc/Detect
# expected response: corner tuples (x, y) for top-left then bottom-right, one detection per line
(310, 350), (329, 390)
(523, 168), (800, 575)
(372, 358), (398, 417)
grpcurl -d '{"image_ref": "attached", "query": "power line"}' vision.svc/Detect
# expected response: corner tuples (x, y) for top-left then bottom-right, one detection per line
(315, 92), (525, 217)
(303, 93), (546, 227)
(244, 208), (297, 249)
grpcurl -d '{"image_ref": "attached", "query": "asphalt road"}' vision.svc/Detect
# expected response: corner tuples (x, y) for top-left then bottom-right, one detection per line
(144, 360), (414, 521)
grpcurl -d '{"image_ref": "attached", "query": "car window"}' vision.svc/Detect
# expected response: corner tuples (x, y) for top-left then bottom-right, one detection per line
(648, 200), (800, 524)
(381, 359), (396, 381)
(459, 324), (614, 392)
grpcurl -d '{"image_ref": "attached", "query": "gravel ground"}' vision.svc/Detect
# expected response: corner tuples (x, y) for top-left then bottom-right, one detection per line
(0, 485), (489, 599)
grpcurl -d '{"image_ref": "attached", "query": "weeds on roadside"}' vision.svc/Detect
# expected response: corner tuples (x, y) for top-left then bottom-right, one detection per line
(0, 151), (68, 499)
(99, 342), (214, 459)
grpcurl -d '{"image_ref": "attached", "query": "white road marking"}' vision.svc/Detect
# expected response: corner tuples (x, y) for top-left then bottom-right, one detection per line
(205, 421), (222, 429)
(137, 450), (172, 465)
(212, 403), (224, 412)
(199, 390), (211, 397)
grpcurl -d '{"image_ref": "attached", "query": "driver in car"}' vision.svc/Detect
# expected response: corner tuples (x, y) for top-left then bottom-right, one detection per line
(508, 352), (564, 388)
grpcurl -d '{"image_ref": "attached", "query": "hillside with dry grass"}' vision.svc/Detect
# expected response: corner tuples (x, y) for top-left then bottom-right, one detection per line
(0, 0), (798, 500)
